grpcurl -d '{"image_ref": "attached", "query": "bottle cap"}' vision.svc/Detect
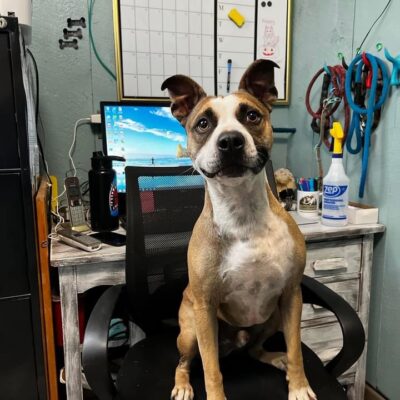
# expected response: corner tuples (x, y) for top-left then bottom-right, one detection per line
(91, 151), (125, 170)
(330, 122), (344, 157)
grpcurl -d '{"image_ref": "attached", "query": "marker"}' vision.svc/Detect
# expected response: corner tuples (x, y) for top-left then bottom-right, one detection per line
(227, 59), (232, 93)
(309, 178), (314, 191)
(298, 177), (305, 191)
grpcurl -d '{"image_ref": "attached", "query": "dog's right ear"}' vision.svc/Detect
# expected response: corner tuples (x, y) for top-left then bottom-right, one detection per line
(161, 75), (206, 125)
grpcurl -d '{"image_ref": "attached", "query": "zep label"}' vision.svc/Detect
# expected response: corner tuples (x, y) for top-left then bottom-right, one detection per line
(322, 184), (348, 220)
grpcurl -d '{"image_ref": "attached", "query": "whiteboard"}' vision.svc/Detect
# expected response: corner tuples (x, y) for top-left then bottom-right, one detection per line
(113, 0), (292, 104)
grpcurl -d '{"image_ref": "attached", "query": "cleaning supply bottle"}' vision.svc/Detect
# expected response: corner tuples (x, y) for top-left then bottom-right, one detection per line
(322, 122), (350, 226)
(89, 152), (125, 232)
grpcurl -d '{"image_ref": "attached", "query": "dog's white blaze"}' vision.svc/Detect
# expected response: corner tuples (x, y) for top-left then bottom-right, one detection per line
(194, 95), (258, 175)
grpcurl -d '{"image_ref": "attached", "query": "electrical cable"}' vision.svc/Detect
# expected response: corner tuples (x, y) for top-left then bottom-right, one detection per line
(49, 116), (91, 239)
(69, 118), (91, 177)
(356, 0), (392, 53)
(26, 48), (52, 182)
(48, 185), (67, 239)
(88, 0), (117, 80)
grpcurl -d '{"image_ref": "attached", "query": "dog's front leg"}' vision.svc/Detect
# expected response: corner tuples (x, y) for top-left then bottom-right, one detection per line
(193, 302), (226, 400)
(280, 285), (317, 400)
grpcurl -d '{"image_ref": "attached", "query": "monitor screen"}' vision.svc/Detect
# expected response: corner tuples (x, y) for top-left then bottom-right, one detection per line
(101, 101), (202, 193)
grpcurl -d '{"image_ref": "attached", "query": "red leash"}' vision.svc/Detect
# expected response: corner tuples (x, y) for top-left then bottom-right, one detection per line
(305, 65), (350, 149)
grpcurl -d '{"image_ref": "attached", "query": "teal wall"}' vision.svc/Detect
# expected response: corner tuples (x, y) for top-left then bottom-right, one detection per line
(275, 1), (400, 398)
(350, 1), (400, 398)
(32, 0), (399, 397)
(31, 0), (117, 187)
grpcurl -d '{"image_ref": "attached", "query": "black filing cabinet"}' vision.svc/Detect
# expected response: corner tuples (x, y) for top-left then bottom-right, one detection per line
(0, 17), (47, 399)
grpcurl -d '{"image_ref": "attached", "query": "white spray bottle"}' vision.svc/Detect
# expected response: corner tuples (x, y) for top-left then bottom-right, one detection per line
(321, 122), (350, 226)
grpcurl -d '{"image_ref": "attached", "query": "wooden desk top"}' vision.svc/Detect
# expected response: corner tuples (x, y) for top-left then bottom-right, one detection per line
(50, 217), (385, 268)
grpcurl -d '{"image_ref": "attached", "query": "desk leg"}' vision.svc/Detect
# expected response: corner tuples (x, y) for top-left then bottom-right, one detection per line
(59, 266), (83, 400)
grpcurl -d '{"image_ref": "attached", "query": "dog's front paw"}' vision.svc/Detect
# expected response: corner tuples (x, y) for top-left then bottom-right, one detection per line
(288, 386), (317, 400)
(171, 383), (194, 400)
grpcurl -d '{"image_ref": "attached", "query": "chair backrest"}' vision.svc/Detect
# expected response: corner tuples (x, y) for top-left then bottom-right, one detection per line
(125, 166), (205, 332)
(124, 163), (278, 333)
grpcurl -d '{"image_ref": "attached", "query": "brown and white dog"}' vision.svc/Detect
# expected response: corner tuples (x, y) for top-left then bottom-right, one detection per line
(161, 60), (317, 400)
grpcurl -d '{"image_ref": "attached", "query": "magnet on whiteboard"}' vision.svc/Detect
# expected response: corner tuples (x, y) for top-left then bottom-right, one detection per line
(228, 8), (245, 28)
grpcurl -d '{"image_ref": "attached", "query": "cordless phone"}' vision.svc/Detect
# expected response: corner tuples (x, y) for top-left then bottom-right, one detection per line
(58, 228), (102, 252)
(65, 176), (90, 232)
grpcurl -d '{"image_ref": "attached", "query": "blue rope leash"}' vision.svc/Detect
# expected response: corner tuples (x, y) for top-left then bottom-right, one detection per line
(345, 53), (390, 198)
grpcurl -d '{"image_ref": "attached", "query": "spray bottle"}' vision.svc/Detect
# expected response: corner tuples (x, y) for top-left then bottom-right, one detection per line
(321, 122), (350, 226)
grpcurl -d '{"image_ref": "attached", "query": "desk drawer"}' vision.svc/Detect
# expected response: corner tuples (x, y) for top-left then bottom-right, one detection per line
(302, 278), (359, 321)
(301, 322), (343, 365)
(305, 238), (362, 278)
(301, 321), (358, 383)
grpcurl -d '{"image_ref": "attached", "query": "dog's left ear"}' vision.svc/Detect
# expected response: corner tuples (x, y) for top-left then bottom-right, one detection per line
(161, 75), (206, 125)
(239, 59), (279, 110)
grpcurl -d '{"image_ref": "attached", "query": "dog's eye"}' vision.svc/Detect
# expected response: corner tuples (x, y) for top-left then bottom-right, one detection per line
(246, 110), (261, 123)
(196, 118), (209, 132)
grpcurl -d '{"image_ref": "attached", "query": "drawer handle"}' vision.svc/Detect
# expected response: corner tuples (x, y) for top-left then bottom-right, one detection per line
(311, 304), (324, 311)
(312, 258), (348, 274)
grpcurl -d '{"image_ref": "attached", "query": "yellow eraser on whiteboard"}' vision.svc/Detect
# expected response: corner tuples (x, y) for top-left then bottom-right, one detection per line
(228, 8), (245, 28)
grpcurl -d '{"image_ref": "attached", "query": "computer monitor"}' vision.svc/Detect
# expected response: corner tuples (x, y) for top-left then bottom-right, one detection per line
(101, 101), (203, 193)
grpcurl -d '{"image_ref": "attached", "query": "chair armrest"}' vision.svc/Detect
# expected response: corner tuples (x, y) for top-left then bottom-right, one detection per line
(82, 284), (125, 400)
(301, 275), (365, 378)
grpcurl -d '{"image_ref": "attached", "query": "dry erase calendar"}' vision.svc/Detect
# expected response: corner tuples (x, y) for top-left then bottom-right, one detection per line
(113, 0), (292, 104)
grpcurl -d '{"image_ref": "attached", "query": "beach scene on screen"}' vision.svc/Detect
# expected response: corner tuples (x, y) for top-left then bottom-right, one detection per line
(104, 105), (202, 192)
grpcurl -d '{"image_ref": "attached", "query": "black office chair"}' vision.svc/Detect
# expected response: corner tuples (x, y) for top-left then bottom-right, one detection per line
(82, 166), (365, 400)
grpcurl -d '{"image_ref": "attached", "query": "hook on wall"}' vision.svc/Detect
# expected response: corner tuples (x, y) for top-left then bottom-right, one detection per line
(384, 48), (400, 86)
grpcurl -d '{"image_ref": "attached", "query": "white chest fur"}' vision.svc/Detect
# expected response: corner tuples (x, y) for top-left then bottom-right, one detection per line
(207, 172), (295, 327)
(219, 210), (295, 327)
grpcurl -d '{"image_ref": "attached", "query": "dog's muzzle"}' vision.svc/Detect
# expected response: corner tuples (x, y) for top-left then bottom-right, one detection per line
(200, 131), (269, 178)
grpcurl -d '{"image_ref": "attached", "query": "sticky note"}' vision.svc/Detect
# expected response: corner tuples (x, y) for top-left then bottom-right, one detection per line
(228, 8), (245, 28)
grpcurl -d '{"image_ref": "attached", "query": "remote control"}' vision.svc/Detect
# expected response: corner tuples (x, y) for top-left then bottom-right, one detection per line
(58, 228), (102, 252)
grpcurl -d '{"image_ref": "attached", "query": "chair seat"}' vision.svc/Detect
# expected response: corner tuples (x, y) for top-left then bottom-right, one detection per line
(115, 329), (347, 400)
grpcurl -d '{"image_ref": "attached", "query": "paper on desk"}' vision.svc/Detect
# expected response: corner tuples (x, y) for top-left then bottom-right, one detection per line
(289, 211), (319, 226)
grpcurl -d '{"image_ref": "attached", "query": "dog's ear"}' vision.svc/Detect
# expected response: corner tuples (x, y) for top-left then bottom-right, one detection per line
(161, 75), (206, 124)
(238, 60), (279, 110)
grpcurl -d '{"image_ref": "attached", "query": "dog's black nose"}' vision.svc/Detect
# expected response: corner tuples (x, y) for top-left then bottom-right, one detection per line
(217, 131), (245, 154)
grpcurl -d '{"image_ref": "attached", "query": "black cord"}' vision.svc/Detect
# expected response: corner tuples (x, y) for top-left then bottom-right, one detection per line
(26, 48), (51, 182)
(356, 0), (392, 52)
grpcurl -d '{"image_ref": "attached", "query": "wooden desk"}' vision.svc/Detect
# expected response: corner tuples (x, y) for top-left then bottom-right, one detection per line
(51, 221), (384, 400)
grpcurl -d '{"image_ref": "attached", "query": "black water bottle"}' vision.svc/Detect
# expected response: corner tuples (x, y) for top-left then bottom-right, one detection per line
(88, 152), (125, 232)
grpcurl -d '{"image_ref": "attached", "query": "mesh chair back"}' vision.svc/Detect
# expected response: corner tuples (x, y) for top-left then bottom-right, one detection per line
(125, 166), (205, 331)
